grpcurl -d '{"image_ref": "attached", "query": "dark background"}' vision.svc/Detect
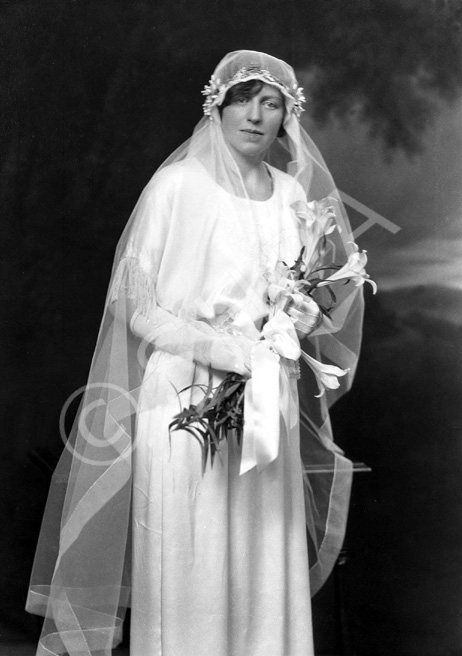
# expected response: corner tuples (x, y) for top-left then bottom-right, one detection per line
(1, 1), (462, 654)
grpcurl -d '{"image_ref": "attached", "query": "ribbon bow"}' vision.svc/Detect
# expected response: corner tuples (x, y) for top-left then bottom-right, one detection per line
(240, 310), (300, 475)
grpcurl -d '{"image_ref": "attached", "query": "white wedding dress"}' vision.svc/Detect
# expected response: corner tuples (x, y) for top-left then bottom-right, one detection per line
(129, 159), (315, 656)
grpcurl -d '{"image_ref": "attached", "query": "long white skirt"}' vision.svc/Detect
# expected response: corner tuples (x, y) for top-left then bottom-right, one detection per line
(130, 351), (314, 656)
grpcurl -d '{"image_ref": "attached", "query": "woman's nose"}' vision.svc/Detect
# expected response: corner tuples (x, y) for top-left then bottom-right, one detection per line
(247, 99), (262, 123)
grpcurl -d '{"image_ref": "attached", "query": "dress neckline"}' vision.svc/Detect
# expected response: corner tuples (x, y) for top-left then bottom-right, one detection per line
(192, 158), (278, 203)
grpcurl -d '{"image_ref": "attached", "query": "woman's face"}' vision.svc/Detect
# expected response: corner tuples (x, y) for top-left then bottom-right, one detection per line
(220, 83), (285, 163)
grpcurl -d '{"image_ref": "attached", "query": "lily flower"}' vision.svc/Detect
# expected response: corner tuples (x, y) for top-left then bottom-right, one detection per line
(316, 243), (377, 293)
(300, 351), (349, 398)
(265, 264), (304, 313)
(291, 198), (338, 270)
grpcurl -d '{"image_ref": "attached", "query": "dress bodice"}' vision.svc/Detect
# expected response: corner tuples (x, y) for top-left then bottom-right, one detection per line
(148, 159), (305, 325)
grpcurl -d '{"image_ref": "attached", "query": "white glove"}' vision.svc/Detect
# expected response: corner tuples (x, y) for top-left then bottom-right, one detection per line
(130, 307), (252, 376)
(286, 295), (322, 338)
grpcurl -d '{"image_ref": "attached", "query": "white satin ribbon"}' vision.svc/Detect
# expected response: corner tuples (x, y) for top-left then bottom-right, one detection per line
(240, 310), (301, 475)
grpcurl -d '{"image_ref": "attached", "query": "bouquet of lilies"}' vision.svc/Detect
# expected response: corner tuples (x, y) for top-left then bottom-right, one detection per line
(270, 198), (376, 317)
(266, 198), (377, 398)
(169, 197), (376, 469)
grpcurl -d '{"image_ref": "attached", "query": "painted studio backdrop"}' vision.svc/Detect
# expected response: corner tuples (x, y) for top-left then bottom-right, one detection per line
(1, 1), (462, 655)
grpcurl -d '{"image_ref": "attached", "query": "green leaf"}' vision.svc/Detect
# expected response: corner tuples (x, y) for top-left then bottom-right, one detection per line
(168, 371), (246, 469)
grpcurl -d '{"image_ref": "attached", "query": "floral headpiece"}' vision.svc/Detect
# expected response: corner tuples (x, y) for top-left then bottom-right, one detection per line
(202, 65), (306, 119)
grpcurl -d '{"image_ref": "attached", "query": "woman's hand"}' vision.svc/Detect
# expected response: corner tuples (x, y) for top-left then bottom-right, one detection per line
(286, 295), (322, 338)
(208, 333), (253, 376)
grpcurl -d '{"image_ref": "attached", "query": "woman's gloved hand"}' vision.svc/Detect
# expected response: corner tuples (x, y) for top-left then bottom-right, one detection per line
(286, 295), (322, 338)
(208, 333), (253, 376)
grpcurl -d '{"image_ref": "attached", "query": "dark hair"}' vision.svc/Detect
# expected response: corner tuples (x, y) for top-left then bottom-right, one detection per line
(219, 80), (286, 138)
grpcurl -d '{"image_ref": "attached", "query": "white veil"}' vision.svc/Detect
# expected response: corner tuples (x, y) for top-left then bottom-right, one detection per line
(26, 51), (364, 655)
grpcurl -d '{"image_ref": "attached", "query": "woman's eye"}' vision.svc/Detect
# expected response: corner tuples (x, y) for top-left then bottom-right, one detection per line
(264, 101), (280, 110)
(236, 96), (248, 104)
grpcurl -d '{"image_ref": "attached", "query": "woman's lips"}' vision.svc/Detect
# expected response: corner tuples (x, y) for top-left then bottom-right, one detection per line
(241, 129), (264, 136)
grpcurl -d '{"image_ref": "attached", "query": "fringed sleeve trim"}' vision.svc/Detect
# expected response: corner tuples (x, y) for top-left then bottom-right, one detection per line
(109, 257), (156, 317)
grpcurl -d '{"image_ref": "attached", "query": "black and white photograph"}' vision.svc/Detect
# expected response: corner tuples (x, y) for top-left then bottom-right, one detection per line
(1, 2), (462, 655)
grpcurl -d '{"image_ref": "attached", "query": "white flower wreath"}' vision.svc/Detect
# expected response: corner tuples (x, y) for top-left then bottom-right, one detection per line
(202, 66), (306, 118)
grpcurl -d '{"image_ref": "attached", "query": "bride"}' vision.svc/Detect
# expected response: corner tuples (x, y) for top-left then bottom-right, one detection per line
(27, 50), (366, 656)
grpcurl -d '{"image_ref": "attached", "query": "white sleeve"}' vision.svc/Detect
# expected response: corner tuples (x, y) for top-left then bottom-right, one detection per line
(130, 307), (252, 376)
(108, 165), (181, 316)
